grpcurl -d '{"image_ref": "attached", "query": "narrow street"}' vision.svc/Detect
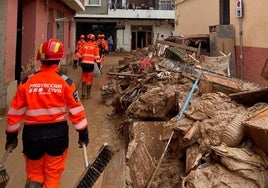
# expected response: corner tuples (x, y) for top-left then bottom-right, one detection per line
(0, 53), (125, 188)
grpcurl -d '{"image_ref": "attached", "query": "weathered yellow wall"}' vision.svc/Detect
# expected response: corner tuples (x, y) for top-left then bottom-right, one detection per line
(175, 0), (219, 35)
(230, 0), (268, 48)
(175, 0), (268, 48)
(175, 0), (268, 86)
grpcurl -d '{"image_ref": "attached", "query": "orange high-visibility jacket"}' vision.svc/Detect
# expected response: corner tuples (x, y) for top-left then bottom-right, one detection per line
(102, 39), (108, 52)
(6, 65), (87, 133)
(96, 39), (108, 55)
(75, 41), (100, 64)
(75, 39), (86, 51)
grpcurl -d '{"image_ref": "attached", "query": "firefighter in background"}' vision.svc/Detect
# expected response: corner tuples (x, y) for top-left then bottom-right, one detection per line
(74, 33), (101, 99)
(76, 34), (86, 52)
(73, 34), (86, 68)
(5, 39), (89, 188)
(96, 34), (108, 70)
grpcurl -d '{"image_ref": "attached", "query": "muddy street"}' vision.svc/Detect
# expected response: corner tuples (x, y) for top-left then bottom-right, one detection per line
(61, 54), (126, 187)
(0, 54), (125, 188)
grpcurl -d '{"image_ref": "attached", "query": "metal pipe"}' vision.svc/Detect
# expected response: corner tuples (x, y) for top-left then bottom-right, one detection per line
(239, 18), (243, 79)
(146, 71), (202, 188)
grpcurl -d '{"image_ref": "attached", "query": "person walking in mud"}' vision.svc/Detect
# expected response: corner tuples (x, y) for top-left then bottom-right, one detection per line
(73, 34), (86, 69)
(74, 33), (101, 99)
(5, 38), (89, 188)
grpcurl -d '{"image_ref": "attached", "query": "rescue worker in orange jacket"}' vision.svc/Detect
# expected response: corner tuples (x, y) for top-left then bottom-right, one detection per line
(75, 34), (86, 52)
(96, 34), (108, 69)
(5, 39), (89, 188)
(73, 34), (86, 68)
(74, 33), (101, 99)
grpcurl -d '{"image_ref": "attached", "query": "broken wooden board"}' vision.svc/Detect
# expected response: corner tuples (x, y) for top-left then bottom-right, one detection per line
(229, 88), (268, 106)
(211, 145), (268, 168)
(244, 107), (268, 153)
(156, 40), (199, 54)
(131, 121), (166, 160)
(202, 72), (262, 92)
(185, 144), (202, 173)
(94, 149), (126, 188)
(158, 58), (263, 94)
(107, 72), (143, 78)
(128, 142), (155, 188)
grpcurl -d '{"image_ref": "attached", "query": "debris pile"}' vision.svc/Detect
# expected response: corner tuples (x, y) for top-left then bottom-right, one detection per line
(101, 47), (268, 187)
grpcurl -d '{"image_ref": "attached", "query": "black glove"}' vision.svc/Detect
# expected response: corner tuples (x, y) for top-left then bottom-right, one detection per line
(5, 131), (18, 152)
(78, 128), (89, 147)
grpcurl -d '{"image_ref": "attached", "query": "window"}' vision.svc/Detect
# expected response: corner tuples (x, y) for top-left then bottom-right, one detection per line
(56, 11), (64, 42)
(87, 0), (101, 6)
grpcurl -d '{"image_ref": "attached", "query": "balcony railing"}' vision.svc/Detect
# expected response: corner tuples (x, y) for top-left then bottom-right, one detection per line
(109, 2), (175, 11)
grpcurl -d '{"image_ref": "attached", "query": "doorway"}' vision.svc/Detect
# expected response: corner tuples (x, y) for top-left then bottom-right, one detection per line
(131, 25), (152, 50)
(76, 22), (117, 48)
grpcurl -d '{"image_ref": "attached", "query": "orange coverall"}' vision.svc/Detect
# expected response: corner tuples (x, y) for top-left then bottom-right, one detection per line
(75, 38), (86, 52)
(75, 40), (100, 85)
(6, 64), (88, 188)
(96, 38), (108, 65)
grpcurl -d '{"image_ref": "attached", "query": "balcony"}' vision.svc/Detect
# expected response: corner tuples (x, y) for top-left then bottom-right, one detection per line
(109, 8), (174, 19)
(113, 2), (175, 11)
(76, 2), (174, 20)
(62, 0), (85, 12)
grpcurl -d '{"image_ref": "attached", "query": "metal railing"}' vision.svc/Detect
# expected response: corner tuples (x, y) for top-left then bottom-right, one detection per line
(110, 2), (175, 10)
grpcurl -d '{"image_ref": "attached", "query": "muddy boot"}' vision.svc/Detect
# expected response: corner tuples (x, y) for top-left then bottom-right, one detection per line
(25, 179), (43, 188)
(86, 85), (91, 99)
(81, 82), (86, 99)
(72, 60), (78, 69)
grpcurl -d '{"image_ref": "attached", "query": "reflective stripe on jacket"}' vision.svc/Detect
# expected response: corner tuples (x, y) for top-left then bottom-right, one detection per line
(6, 64), (87, 132)
(75, 41), (100, 64)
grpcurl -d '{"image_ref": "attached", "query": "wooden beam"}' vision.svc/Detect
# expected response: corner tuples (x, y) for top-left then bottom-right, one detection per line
(107, 72), (143, 77)
(156, 40), (199, 53)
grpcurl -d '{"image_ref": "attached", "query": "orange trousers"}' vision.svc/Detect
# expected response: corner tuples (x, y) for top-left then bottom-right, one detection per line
(24, 149), (68, 188)
(82, 72), (94, 85)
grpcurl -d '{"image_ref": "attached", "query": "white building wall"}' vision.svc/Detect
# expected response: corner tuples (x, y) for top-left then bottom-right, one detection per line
(116, 19), (173, 51)
(117, 27), (131, 51)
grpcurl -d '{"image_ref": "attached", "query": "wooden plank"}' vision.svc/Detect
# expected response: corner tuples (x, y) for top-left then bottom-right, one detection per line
(229, 88), (268, 106)
(203, 73), (242, 90)
(249, 107), (268, 121)
(128, 143), (155, 188)
(156, 40), (199, 53)
(107, 72), (143, 77)
(97, 149), (126, 188)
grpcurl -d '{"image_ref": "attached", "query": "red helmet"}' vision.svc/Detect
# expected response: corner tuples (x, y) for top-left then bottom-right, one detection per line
(87, 34), (95, 41)
(80, 35), (85, 39)
(36, 39), (64, 61)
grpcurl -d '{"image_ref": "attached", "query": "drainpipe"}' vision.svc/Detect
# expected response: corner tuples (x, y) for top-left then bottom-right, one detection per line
(236, 0), (244, 79)
(239, 18), (243, 79)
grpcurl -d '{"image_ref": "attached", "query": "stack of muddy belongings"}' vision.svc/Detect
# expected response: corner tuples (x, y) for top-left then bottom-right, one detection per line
(101, 49), (268, 188)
